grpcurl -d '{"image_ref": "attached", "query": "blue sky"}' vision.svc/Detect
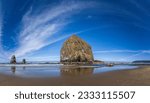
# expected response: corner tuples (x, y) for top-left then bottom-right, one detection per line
(0, 0), (150, 62)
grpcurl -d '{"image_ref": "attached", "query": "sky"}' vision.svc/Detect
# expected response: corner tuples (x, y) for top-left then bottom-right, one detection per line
(0, 0), (150, 62)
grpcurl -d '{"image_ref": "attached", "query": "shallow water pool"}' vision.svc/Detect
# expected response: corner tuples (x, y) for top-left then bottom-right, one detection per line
(0, 65), (138, 78)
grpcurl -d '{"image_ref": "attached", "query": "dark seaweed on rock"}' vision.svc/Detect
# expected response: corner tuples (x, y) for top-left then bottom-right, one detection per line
(60, 35), (94, 64)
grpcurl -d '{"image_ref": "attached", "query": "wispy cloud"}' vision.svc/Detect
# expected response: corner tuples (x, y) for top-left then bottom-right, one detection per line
(0, 3), (11, 61)
(94, 49), (150, 61)
(1, 0), (148, 62)
(130, 0), (150, 17)
(94, 50), (142, 53)
(120, 52), (145, 61)
(94, 50), (150, 54)
(0, 1), (2, 39)
(22, 55), (60, 62)
(14, 1), (97, 57)
(14, 0), (146, 58)
(0, 2), (6, 60)
(142, 50), (150, 53)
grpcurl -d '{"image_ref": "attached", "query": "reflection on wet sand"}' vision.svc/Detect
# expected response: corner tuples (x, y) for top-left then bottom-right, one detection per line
(11, 66), (16, 74)
(11, 66), (26, 74)
(60, 67), (94, 76)
(23, 66), (26, 70)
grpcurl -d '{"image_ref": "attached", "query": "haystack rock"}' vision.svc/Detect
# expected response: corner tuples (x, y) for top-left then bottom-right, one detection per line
(60, 35), (94, 64)
(10, 55), (16, 64)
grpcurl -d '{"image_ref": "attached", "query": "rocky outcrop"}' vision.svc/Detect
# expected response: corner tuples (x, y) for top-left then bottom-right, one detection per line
(94, 60), (104, 64)
(60, 35), (94, 64)
(10, 55), (16, 64)
(22, 59), (26, 64)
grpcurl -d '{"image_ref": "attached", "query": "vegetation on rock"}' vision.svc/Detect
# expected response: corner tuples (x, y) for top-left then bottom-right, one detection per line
(60, 35), (94, 64)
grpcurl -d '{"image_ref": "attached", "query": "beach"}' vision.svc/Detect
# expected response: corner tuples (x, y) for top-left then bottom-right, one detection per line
(0, 66), (149, 86)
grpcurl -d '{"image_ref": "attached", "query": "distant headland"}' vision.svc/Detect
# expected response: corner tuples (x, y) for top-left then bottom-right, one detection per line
(132, 60), (150, 65)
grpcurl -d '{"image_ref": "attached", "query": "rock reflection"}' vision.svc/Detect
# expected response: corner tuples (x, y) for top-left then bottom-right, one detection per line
(11, 66), (16, 74)
(60, 67), (94, 76)
(23, 66), (26, 70)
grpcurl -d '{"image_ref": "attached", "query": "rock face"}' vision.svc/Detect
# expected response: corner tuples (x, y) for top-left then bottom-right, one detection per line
(10, 55), (16, 64)
(60, 35), (94, 64)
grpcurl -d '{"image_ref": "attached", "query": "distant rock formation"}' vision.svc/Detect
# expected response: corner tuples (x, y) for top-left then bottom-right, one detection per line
(93, 60), (104, 64)
(60, 35), (94, 64)
(10, 55), (16, 64)
(22, 59), (26, 64)
(132, 60), (150, 64)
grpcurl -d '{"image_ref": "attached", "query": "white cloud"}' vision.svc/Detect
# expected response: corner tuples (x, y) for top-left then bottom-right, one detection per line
(14, 1), (96, 57)
(94, 50), (142, 53)
(0, 4), (11, 61)
(25, 56), (60, 62)
(130, 0), (150, 17)
(5, 0), (149, 61)
(0, 2), (7, 61)
(142, 50), (150, 53)
(94, 50), (150, 54)
(94, 49), (150, 61)
(120, 52), (145, 61)
(0, 2), (2, 39)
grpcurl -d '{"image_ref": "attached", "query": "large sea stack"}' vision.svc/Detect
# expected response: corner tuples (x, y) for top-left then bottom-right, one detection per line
(10, 55), (16, 64)
(60, 35), (94, 64)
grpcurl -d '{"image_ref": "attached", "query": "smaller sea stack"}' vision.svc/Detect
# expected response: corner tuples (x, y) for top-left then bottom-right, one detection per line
(22, 59), (26, 64)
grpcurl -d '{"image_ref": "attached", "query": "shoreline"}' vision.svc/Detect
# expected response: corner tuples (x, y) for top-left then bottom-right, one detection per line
(0, 63), (104, 69)
(0, 64), (63, 67)
(0, 66), (149, 86)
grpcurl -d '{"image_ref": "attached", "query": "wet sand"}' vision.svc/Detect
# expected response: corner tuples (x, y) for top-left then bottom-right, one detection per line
(0, 66), (150, 86)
